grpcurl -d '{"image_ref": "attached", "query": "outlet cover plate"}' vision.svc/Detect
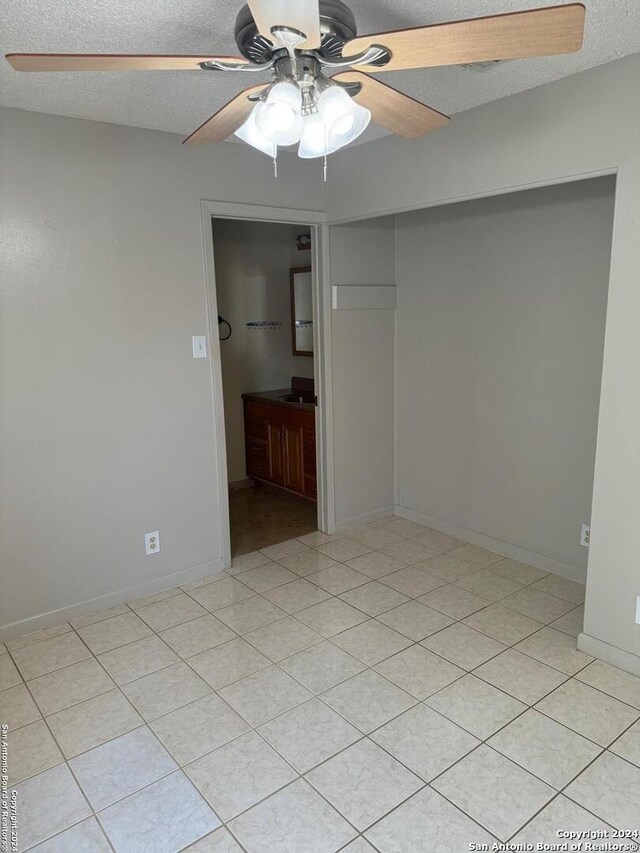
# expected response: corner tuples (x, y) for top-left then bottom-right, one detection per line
(145, 531), (160, 555)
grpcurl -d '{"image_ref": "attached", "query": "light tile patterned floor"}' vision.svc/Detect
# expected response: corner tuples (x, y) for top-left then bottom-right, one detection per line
(2, 515), (640, 852)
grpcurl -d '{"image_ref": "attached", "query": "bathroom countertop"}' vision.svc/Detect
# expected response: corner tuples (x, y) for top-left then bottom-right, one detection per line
(241, 388), (315, 411)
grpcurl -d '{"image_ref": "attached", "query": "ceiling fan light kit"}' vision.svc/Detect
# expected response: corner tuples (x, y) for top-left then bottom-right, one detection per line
(6, 0), (586, 174)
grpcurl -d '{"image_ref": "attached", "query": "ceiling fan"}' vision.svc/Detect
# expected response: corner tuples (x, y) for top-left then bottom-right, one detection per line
(6, 0), (586, 165)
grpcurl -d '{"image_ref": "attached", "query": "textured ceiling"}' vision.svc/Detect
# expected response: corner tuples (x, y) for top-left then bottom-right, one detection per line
(1, 0), (639, 145)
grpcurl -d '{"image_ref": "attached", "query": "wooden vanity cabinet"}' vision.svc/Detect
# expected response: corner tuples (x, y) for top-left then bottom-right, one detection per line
(243, 398), (316, 502)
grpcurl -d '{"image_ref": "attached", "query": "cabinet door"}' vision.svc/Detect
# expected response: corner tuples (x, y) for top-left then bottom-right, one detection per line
(283, 425), (305, 494)
(267, 423), (284, 484)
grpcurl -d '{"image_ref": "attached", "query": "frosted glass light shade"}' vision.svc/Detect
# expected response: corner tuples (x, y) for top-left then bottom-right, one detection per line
(234, 109), (274, 156)
(318, 86), (371, 150)
(255, 81), (304, 146)
(298, 113), (342, 159)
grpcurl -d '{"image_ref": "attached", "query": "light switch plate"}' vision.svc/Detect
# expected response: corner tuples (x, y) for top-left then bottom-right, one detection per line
(192, 336), (207, 359)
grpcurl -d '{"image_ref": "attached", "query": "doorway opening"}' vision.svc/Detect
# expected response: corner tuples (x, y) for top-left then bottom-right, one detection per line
(209, 216), (321, 558)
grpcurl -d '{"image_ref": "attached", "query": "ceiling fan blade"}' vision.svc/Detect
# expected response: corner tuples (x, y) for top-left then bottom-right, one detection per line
(334, 71), (449, 139)
(345, 3), (586, 73)
(5, 53), (250, 72)
(246, 0), (322, 49)
(183, 84), (268, 144)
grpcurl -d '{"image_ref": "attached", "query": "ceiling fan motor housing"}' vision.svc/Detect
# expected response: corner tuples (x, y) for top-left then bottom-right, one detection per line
(234, 0), (358, 63)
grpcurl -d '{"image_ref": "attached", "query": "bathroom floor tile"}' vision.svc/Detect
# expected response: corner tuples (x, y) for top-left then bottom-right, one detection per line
(296, 598), (367, 637)
(532, 574), (585, 604)
(186, 730), (295, 820)
(151, 692), (249, 764)
(550, 605), (584, 638)
(447, 544), (503, 568)
(277, 550), (341, 577)
(415, 554), (478, 583)
(316, 538), (374, 562)
(339, 581), (409, 616)
(279, 641), (366, 693)
(575, 659), (640, 709)
(219, 665), (311, 726)
(99, 771), (219, 853)
(28, 818), (112, 852)
(565, 751), (640, 829)
(432, 744), (554, 840)
(7, 624), (71, 652)
(229, 779), (356, 853)
(501, 587), (576, 623)
(244, 615), (322, 662)
(259, 698), (361, 772)
(12, 632), (92, 679)
(535, 679), (639, 746)
(159, 615), (236, 659)
(70, 726), (176, 810)
(366, 787), (494, 853)
(463, 603), (543, 645)
(474, 649), (567, 704)
(215, 596), (286, 634)
(47, 688), (142, 758)
(345, 551), (407, 579)
(374, 645), (464, 700)
(426, 674), (526, 739)
(331, 619), (412, 666)
(421, 623), (506, 670)
(8, 720), (63, 785)
(454, 569), (524, 602)
(98, 635), (180, 684)
(488, 709), (602, 788)
(418, 584), (491, 620)
(122, 662), (211, 721)
(261, 539), (309, 560)
(263, 578), (331, 613)
(381, 540), (440, 565)
(410, 529), (463, 554)
(321, 670), (416, 733)
(188, 638), (271, 689)
(307, 564), (370, 595)
(379, 566), (444, 598)
(370, 704), (479, 781)
(515, 627), (594, 675)
(0, 653), (22, 689)
(0, 683), (41, 730)
(610, 719), (640, 767)
(136, 593), (207, 632)
(26, 657), (115, 715)
(13, 764), (91, 851)
(234, 561), (298, 593)
(377, 600), (453, 641)
(490, 558), (549, 585)
(511, 795), (614, 846)
(76, 612), (152, 655)
(189, 577), (254, 611)
(307, 739), (422, 831)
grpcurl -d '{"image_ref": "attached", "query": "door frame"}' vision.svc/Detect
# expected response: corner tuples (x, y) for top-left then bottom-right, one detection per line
(200, 200), (333, 569)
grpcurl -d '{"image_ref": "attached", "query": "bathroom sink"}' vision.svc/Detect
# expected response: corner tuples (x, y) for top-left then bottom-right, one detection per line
(280, 393), (313, 404)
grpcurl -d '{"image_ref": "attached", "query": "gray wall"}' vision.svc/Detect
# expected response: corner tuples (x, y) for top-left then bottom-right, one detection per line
(212, 219), (313, 484)
(329, 218), (396, 526)
(0, 107), (322, 637)
(394, 178), (615, 572)
(325, 54), (640, 669)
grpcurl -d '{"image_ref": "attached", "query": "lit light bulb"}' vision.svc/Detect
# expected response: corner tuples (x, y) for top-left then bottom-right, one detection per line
(255, 81), (304, 146)
(319, 86), (370, 150)
(234, 108), (275, 156)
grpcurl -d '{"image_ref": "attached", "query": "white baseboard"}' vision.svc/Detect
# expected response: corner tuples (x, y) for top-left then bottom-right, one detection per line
(0, 558), (225, 643)
(334, 506), (395, 534)
(577, 632), (640, 678)
(393, 505), (587, 584)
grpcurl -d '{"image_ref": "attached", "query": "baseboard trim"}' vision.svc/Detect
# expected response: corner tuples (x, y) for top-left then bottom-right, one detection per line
(393, 505), (586, 584)
(335, 506), (395, 533)
(0, 558), (225, 642)
(228, 478), (254, 492)
(577, 632), (640, 678)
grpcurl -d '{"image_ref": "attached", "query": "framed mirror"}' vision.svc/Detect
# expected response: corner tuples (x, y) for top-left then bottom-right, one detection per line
(290, 266), (313, 357)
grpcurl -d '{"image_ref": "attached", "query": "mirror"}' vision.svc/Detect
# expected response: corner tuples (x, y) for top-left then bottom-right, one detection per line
(290, 266), (313, 357)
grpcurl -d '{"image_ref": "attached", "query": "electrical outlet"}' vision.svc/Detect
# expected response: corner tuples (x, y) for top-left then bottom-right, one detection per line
(580, 524), (590, 548)
(145, 531), (160, 555)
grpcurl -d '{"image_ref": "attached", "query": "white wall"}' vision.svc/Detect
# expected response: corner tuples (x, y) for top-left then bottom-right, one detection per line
(325, 54), (640, 672)
(0, 106), (323, 638)
(329, 218), (396, 526)
(394, 178), (615, 574)
(211, 218), (313, 484)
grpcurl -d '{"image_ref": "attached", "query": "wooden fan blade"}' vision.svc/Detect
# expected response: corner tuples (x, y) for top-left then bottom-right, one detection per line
(5, 53), (249, 72)
(247, 0), (321, 49)
(183, 84), (268, 144)
(346, 3), (586, 73)
(334, 71), (449, 139)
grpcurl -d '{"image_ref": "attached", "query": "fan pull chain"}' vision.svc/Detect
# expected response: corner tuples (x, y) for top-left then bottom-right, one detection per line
(273, 143), (278, 179)
(323, 153), (327, 182)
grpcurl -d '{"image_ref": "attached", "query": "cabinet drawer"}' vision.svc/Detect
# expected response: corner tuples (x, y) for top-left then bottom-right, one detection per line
(246, 416), (268, 441)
